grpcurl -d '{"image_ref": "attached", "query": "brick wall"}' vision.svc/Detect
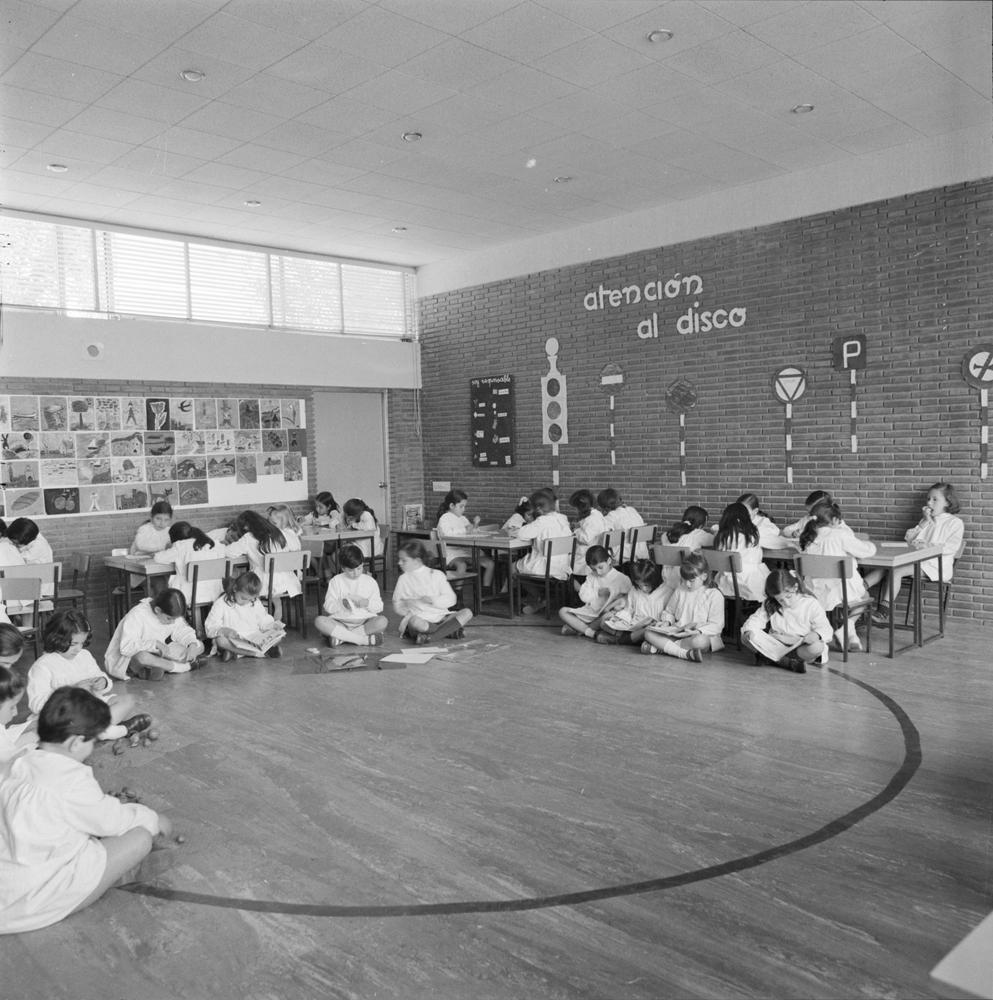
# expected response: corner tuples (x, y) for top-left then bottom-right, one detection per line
(418, 180), (993, 624)
(1, 375), (422, 630)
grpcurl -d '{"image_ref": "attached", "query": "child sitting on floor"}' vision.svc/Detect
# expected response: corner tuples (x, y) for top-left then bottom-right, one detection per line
(314, 544), (388, 648)
(392, 541), (472, 644)
(641, 553), (725, 662)
(596, 560), (664, 646)
(559, 545), (631, 639)
(0, 687), (171, 934)
(204, 572), (286, 662)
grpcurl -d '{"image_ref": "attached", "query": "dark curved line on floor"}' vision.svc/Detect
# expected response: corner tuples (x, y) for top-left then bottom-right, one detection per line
(120, 668), (921, 916)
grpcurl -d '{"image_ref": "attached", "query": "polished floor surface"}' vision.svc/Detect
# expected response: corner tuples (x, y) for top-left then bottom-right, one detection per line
(4, 607), (990, 1000)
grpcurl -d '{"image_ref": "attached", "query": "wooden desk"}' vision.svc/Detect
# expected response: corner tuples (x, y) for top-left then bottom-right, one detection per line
(299, 528), (376, 548)
(761, 541), (945, 658)
(104, 554), (175, 629)
(440, 531), (532, 618)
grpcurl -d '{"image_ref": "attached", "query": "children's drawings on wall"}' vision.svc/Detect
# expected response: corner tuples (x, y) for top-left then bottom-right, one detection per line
(0, 394), (307, 519)
(599, 363), (624, 467)
(832, 335), (867, 454)
(541, 339), (568, 487)
(962, 345), (993, 480)
(664, 378), (699, 487)
(582, 272), (747, 342)
(772, 367), (807, 485)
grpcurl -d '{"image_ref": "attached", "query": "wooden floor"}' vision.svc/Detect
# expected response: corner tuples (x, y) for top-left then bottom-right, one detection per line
(4, 602), (991, 1000)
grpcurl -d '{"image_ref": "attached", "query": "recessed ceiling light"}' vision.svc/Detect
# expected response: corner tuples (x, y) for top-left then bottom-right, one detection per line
(392, 226), (407, 233)
(553, 176), (573, 184)
(647, 28), (674, 42)
(180, 69), (205, 83)
(791, 103), (815, 114)
(244, 199), (261, 207)
(46, 163), (68, 173)
(401, 131), (422, 143)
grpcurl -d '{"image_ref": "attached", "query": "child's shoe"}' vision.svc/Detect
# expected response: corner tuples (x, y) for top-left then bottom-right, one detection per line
(129, 663), (165, 682)
(123, 714), (152, 737)
(327, 636), (344, 648)
(561, 624), (579, 636)
(265, 645), (283, 658)
(415, 633), (432, 645)
(781, 654), (807, 674)
(640, 641), (658, 655)
(368, 633), (383, 646)
(190, 654), (209, 670)
(595, 632), (617, 645)
(686, 649), (703, 663)
(217, 649), (235, 663)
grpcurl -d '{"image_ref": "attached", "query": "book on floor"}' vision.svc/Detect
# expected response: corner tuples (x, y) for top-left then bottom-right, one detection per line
(232, 626), (286, 654)
(748, 631), (804, 662)
(645, 622), (695, 639)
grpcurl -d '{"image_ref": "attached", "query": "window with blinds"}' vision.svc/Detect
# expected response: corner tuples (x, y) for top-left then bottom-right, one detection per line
(0, 214), (415, 339)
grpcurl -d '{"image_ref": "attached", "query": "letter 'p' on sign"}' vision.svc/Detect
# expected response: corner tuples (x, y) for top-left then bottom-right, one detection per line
(831, 334), (867, 371)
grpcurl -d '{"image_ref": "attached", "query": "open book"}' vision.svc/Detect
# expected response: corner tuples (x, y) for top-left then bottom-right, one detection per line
(230, 626), (286, 655)
(645, 622), (696, 639)
(748, 631), (804, 662)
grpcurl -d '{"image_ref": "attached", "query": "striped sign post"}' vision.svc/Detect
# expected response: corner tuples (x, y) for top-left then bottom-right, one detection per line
(962, 345), (993, 480)
(599, 362), (624, 466)
(831, 335), (867, 453)
(664, 378), (699, 487)
(772, 367), (807, 485)
(541, 337), (569, 487)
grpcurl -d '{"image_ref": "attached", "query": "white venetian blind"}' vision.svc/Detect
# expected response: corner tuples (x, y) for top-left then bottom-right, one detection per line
(188, 243), (270, 324)
(1, 216), (96, 310)
(341, 263), (407, 337)
(97, 231), (188, 317)
(271, 254), (342, 333)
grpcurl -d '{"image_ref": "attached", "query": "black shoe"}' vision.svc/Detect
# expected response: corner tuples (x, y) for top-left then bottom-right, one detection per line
(129, 664), (165, 681)
(218, 649), (235, 663)
(781, 655), (807, 674)
(189, 655), (209, 670)
(265, 644), (283, 658)
(123, 714), (152, 737)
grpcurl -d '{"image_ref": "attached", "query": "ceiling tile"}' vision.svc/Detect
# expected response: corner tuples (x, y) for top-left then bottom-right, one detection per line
(10, 147), (104, 180)
(694, 1), (806, 28)
(32, 16), (170, 76)
(528, 90), (634, 130)
(254, 121), (344, 157)
(59, 180), (142, 207)
(112, 145), (207, 178)
(177, 101), (285, 141)
(462, 1), (593, 61)
(464, 66), (579, 113)
(578, 109), (682, 148)
(0, 83), (86, 127)
(35, 128), (135, 163)
(318, 137), (408, 171)
(221, 0), (368, 38)
(0, 115), (55, 148)
(534, 0), (661, 32)
(410, 93), (511, 133)
(747, 0), (880, 56)
(69, 0), (215, 39)
(340, 70), (458, 115)
(378, 0), (518, 34)
(217, 143), (308, 174)
(396, 38), (518, 91)
(155, 177), (241, 203)
(279, 158), (369, 186)
(0, 168), (77, 197)
(216, 74), (329, 118)
(601, 1), (736, 58)
(181, 161), (270, 189)
(833, 121), (924, 154)
(534, 33), (655, 86)
(63, 106), (167, 144)
(96, 77), (212, 124)
(296, 96), (399, 137)
(661, 30), (784, 84)
(2, 0), (65, 48)
(1, 51), (123, 103)
(314, 6), (449, 69)
(265, 41), (388, 93)
(132, 46), (257, 99)
(145, 125), (243, 161)
(594, 62), (701, 110)
(239, 175), (329, 203)
(84, 165), (175, 194)
(175, 12), (310, 71)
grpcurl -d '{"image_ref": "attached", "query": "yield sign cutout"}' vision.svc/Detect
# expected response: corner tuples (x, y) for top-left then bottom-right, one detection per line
(773, 366), (807, 403)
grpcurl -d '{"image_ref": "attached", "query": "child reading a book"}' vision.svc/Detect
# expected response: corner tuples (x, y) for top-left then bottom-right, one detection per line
(204, 572), (286, 661)
(559, 545), (632, 638)
(741, 568), (832, 674)
(314, 544), (388, 647)
(641, 553), (725, 662)
(595, 560), (664, 645)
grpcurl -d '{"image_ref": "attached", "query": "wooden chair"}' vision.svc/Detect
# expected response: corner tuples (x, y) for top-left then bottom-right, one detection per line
(901, 539), (965, 627)
(53, 551), (91, 619)
(369, 523), (391, 590)
(427, 533), (480, 615)
(795, 552), (872, 663)
(514, 536), (576, 620)
(186, 557), (231, 639)
(651, 543), (690, 572)
(598, 529), (625, 568)
(0, 576), (42, 656)
(626, 524), (657, 562)
(264, 550), (311, 637)
(1, 562), (58, 627)
(301, 539), (329, 617)
(701, 549), (751, 650)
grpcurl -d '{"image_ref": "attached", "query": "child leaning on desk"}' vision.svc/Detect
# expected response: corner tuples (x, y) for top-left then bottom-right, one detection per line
(436, 489), (495, 590)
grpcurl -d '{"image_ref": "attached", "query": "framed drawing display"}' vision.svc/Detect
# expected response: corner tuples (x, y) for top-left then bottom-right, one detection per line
(0, 393), (308, 518)
(470, 374), (515, 468)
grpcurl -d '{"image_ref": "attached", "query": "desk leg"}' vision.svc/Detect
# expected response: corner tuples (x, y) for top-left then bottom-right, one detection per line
(506, 549), (516, 618)
(913, 563), (924, 646)
(937, 559), (945, 638)
(106, 572), (116, 632)
(887, 571), (895, 658)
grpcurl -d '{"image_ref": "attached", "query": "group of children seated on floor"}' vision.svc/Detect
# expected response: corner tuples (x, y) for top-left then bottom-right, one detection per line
(547, 481), (964, 673)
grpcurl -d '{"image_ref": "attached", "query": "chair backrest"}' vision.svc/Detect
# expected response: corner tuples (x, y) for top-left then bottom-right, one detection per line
(795, 552), (853, 581)
(598, 529), (625, 565)
(652, 543), (691, 569)
(185, 557), (232, 609)
(417, 537), (446, 570)
(301, 539), (328, 578)
(527, 536), (576, 578)
(701, 549), (744, 574)
(65, 551), (91, 587)
(264, 550), (310, 575)
(0, 576), (42, 602)
(0, 562), (59, 586)
(627, 524), (656, 548)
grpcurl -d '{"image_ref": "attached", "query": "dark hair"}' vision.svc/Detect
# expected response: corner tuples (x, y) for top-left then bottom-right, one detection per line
(736, 492), (775, 523)
(596, 488), (621, 512)
(628, 559), (660, 591)
(338, 544), (366, 571)
(150, 500), (173, 519)
(714, 502), (758, 550)
(804, 489), (832, 509)
(43, 610), (92, 654)
(584, 544), (611, 567)
(343, 498), (377, 526)
(510, 496), (532, 518)
(169, 520), (215, 551)
(529, 490), (555, 515)
(0, 519), (7, 538)
(929, 482), (961, 514)
(666, 505), (708, 543)
(679, 551), (710, 582)
(313, 491), (340, 514)
(398, 540), (430, 564)
(5, 517), (39, 547)
(151, 588), (187, 619)
(0, 664), (25, 703)
(223, 571), (262, 604)
(764, 568), (802, 617)
(569, 489), (596, 518)
(0, 623), (25, 660)
(437, 489), (468, 524)
(234, 510), (286, 554)
(37, 687), (110, 743)
(798, 500), (841, 551)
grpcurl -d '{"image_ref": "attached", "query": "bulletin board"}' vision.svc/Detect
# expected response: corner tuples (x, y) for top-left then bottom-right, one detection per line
(0, 394), (308, 518)
(470, 374), (515, 467)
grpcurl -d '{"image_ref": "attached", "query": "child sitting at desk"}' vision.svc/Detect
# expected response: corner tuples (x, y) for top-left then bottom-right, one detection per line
(436, 490), (495, 590)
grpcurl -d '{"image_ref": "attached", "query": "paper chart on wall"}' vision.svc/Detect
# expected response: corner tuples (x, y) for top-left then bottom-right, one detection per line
(0, 394), (307, 518)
